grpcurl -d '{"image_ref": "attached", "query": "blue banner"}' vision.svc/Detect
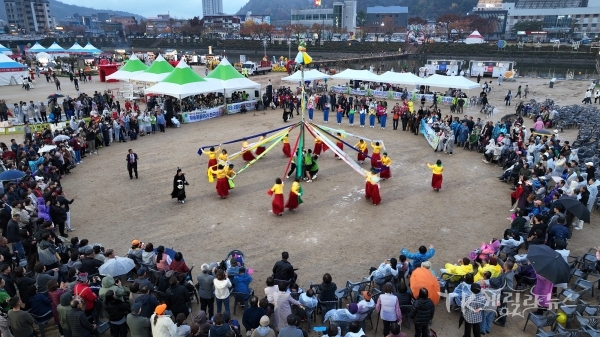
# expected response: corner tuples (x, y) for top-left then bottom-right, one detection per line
(182, 106), (224, 123)
(227, 100), (257, 114)
(420, 120), (439, 149)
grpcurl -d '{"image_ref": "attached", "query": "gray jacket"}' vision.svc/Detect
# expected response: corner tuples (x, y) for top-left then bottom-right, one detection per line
(197, 272), (215, 299)
(127, 313), (151, 337)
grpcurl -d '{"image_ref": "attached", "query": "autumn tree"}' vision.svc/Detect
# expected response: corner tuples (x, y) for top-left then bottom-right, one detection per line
(356, 10), (366, 26)
(181, 16), (203, 36)
(310, 23), (324, 40)
(290, 23), (306, 40)
(436, 13), (463, 38)
(408, 16), (428, 25)
(281, 24), (293, 40)
(469, 15), (497, 39)
(510, 20), (543, 33)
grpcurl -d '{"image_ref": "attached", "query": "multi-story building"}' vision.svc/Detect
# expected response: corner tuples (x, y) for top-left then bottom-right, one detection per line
(200, 15), (240, 31)
(290, 0), (357, 34)
(4, 0), (53, 33)
(111, 16), (137, 26)
(238, 12), (271, 25)
(365, 6), (408, 36)
(202, 0), (223, 16)
(475, 0), (600, 39)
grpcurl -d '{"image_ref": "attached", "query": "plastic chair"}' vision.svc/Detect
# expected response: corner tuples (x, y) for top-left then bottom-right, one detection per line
(358, 306), (375, 331)
(576, 312), (600, 331)
(305, 305), (316, 331)
(335, 287), (352, 308)
(559, 300), (588, 328)
(573, 278), (598, 299)
(347, 280), (371, 303)
(317, 299), (338, 323)
(523, 310), (558, 333)
(439, 272), (464, 293)
(400, 304), (413, 329)
(559, 287), (590, 303)
(28, 311), (52, 337)
(231, 290), (254, 315)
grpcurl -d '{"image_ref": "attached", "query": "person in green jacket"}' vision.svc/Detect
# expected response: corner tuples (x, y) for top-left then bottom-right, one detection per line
(149, 113), (157, 134)
(57, 292), (72, 337)
(303, 149), (313, 182)
(308, 155), (319, 181)
(0, 278), (10, 312)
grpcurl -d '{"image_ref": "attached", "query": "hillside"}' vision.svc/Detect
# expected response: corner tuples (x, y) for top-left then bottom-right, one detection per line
(0, 0), (142, 22)
(236, 0), (477, 23)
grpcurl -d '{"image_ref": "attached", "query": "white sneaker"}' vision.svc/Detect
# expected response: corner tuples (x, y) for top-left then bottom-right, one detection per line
(307, 179), (312, 182)
(286, 175), (290, 179)
(181, 200), (185, 204)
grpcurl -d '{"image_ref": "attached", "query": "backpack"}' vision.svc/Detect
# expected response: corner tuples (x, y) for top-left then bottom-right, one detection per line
(73, 286), (86, 309)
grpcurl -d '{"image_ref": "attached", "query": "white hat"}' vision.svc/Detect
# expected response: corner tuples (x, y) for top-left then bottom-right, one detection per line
(586, 162), (594, 166)
(553, 130), (558, 133)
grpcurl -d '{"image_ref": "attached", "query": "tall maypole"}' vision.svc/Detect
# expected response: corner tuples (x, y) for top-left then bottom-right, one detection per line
(294, 40), (312, 178)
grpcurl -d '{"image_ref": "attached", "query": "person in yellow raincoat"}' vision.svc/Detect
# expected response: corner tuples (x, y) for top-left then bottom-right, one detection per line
(473, 257), (502, 282)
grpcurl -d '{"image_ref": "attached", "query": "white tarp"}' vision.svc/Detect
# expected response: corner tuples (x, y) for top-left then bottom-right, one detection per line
(0, 53), (27, 86)
(282, 69), (331, 82)
(331, 69), (381, 82)
(420, 74), (480, 90)
(377, 71), (422, 86)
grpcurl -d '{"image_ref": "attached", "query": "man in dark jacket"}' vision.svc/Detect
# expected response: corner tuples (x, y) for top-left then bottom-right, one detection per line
(79, 247), (103, 275)
(272, 252), (296, 283)
(135, 285), (158, 318)
(67, 299), (96, 337)
(490, 260), (515, 328)
(127, 303), (151, 337)
(410, 288), (435, 337)
(7, 213), (23, 259)
(165, 276), (190, 319)
(242, 296), (265, 332)
(0, 264), (16, 297)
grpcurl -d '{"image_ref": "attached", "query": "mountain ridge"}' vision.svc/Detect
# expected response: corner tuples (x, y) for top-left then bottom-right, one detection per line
(0, 0), (142, 23)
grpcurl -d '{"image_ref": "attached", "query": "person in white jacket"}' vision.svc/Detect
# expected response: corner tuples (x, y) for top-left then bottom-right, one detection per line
(151, 304), (177, 337)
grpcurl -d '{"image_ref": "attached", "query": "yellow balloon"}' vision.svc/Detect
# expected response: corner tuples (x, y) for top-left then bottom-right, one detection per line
(556, 312), (567, 324)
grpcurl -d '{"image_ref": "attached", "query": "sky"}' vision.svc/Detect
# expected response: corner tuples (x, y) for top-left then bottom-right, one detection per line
(57, 0), (248, 18)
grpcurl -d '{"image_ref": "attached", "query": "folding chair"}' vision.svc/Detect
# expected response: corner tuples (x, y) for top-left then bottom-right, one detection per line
(231, 290), (254, 315)
(347, 280), (371, 303)
(317, 298), (338, 323)
(358, 306), (375, 331)
(523, 310), (558, 333)
(559, 300), (588, 328)
(335, 286), (352, 308)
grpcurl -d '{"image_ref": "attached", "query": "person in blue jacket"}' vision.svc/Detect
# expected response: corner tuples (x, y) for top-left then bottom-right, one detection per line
(233, 267), (253, 307)
(400, 245), (435, 273)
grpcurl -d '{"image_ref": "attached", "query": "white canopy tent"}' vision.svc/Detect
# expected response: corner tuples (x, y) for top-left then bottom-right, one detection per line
(204, 58), (261, 94)
(420, 74), (480, 90)
(0, 44), (12, 55)
(377, 71), (422, 86)
(282, 69), (331, 82)
(0, 54), (27, 86)
(27, 42), (46, 53)
(331, 69), (381, 82)
(45, 42), (66, 53)
(465, 30), (485, 44)
(67, 42), (85, 53)
(105, 54), (148, 81)
(145, 59), (224, 99)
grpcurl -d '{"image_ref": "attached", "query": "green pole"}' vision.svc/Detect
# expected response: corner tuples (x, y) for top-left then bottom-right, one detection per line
(296, 63), (305, 179)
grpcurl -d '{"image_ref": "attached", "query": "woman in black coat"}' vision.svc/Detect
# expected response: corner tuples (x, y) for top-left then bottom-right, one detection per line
(104, 290), (130, 337)
(410, 288), (435, 337)
(49, 199), (67, 237)
(171, 168), (189, 204)
(165, 276), (191, 320)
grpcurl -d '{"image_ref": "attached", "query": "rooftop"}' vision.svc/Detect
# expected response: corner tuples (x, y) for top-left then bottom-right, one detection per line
(366, 6), (409, 14)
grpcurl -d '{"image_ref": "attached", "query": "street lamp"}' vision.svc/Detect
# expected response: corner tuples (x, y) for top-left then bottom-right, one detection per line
(287, 39), (292, 60)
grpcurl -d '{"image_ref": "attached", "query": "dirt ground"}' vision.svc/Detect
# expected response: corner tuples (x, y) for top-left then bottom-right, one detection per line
(0, 67), (597, 337)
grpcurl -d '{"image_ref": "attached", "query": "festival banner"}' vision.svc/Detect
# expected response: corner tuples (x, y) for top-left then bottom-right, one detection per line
(227, 100), (257, 114)
(330, 86), (467, 106)
(182, 106), (224, 123)
(420, 120), (439, 149)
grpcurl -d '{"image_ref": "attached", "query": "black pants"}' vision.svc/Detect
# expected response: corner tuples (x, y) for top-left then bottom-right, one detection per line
(496, 292), (509, 326)
(414, 324), (428, 337)
(128, 163), (138, 178)
(464, 321), (481, 337)
(401, 120), (407, 131)
(40, 111), (47, 122)
(57, 221), (66, 236)
(287, 163), (296, 177)
(109, 322), (128, 337)
(393, 119), (399, 130)
(200, 297), (214, 318)
(382, 320), (394, 337)
(159, 124), (165, 132)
